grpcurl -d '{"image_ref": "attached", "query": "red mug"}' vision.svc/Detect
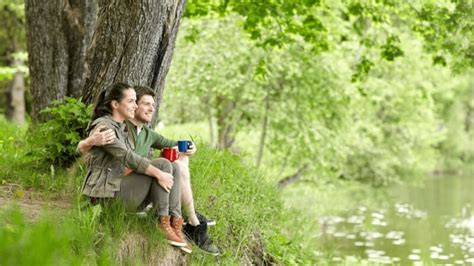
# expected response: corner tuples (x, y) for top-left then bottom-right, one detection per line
(161, 148), (178, 162)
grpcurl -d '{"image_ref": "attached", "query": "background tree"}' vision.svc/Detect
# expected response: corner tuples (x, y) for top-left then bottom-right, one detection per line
(162, 12), (473, 186)
(163, 17), (264, 149)
(0, 0), (27, 124)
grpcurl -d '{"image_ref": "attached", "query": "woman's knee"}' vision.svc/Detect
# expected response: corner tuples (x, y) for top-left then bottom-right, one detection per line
(151, 158), (172, 173)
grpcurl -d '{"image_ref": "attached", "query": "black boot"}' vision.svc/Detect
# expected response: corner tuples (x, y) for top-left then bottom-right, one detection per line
(183, 222), (220, 256)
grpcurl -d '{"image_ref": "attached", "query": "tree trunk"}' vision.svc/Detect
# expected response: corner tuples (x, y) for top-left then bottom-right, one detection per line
(63, 0), (98, 98)
(25, 0), (97, 122)
(203, 90), (215, 146)
(6, 58), (26, 125)
(277, 164), (309, 189)
(206, 105), (215, 147)
(256, 93), (270, 168)
(465, 94), (473, 133)
(216, 96), (238, 149)
(82, 0), (186, 128)
(208, 114), (215, 147)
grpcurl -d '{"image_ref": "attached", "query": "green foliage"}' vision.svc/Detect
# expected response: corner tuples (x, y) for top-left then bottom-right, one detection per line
(185, 0), (472, 79)
(0, 0), (26, 69)
(0, 52), (29, 81)
(0, 203), (141, 265)
(0, 0), (27, 115)
(352, 57), (374, 82)
(0, 0), (25, 54)
(432, 69), (474, 170)
(0, 115), (27, 160)
(29, 97), (92, 167)
(163, 16), (265, 147)
(164, 16), (473, 187)
(0, 207), (82, 265)
(410, 0), (473, 71)
(0, 116), (84, 191)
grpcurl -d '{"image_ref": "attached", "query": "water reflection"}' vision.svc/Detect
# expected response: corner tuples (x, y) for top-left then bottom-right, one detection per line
(318, 202), (474, 264)
(317, 175), (474, 265)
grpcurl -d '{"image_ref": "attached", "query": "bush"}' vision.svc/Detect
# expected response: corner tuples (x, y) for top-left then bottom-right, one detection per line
(29, 97), (91, 167)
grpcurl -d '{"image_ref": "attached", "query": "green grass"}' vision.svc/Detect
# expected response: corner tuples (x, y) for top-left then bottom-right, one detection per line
(0, 201), (172, 265)
(185, 145), (315, 264)
(0, 118), (313, 265)
(6, 118), (461, 265)
(0, 116), (84, 196)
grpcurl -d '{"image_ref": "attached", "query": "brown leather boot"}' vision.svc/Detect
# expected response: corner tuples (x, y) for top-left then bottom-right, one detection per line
(159, 216), (186, 247)
(171, 216), (192, 254)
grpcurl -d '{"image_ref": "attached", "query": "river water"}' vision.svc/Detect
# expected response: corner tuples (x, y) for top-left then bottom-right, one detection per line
(309, 175), (474, 265)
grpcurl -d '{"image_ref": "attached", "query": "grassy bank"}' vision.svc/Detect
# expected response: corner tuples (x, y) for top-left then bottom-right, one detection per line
(0, 117), (312, 265)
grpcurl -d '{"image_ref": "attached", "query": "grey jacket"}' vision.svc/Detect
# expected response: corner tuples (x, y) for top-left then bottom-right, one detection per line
(81, 116), (151, 198)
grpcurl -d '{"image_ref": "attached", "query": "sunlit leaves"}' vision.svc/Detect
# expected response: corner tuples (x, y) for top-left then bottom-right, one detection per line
(410, 0), (473, 71)
(380, 35), (404, 61)
(165, 2), (474, 186)
(0, 52), (28, 81)
(352, 57), (374, 82)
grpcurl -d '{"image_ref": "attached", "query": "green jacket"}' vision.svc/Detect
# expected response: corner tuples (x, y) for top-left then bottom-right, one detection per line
(81, 116), (151, 198)
(125, 120), (178, 158)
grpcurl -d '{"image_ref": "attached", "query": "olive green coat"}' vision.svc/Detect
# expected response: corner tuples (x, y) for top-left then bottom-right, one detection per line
(81, 116), (151, 198)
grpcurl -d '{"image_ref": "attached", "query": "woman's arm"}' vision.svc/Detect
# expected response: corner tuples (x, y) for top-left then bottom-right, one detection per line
(88, 122), (174, 192)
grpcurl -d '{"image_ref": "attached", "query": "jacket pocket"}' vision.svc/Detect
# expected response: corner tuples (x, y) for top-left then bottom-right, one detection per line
(85, 168), (106, 190)
(105, 167), (121, 191)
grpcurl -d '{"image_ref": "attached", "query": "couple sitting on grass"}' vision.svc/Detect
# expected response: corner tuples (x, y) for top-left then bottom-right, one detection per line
(77, 82), (219, 255)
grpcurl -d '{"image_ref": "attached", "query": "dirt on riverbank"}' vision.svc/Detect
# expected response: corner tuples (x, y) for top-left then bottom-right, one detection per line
(0, 183), (71, 221)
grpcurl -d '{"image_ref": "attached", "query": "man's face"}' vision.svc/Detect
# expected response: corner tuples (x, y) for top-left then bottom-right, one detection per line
(113, 88), (137, 121)
(134, 95), (155, 123)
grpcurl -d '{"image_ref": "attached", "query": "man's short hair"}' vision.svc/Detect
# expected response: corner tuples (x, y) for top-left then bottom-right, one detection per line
(133, 85), (156, 102)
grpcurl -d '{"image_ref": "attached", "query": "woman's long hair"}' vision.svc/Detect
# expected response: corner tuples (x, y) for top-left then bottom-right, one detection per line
(91, 82), (132, 121)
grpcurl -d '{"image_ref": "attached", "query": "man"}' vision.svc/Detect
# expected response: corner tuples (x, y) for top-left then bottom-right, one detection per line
(78, 85), (219, 256)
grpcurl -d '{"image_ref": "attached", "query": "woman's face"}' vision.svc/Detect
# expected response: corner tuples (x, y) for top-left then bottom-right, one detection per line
(113, 88), (137, 122)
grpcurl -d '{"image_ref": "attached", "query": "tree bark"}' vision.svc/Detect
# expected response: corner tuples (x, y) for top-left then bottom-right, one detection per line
(204, 92), (215, 146)
(6, 58), (26, 125)
(256, 92), (270, 168)
(216, 96), (238, 149)
(25, 0), (97, 122)
(82, 0), (186, 128)
(465, 94), (473, 133)
(277, 164), (309, 189)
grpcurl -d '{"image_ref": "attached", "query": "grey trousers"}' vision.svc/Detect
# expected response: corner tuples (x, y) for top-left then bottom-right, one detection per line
(116, 158), (181, 217)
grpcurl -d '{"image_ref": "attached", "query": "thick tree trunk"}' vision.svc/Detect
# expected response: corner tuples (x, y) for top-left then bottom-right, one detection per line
(6, 58), (26, 125)
(26, 0), (184, 125)
(25, 0), (97, 122)
(63, 0), (98, 98)
(82, 0), (186, 128)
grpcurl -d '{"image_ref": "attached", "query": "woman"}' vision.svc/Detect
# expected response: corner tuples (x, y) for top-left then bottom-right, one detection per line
(80, 82), (190, 253)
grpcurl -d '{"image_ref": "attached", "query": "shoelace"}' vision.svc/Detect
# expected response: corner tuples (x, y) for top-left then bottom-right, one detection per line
(172, 220), (185, 238)
(196, 223), (213, 246)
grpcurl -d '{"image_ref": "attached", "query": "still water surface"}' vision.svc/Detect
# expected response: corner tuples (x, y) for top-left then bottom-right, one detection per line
(316, 175), (474, 265)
